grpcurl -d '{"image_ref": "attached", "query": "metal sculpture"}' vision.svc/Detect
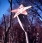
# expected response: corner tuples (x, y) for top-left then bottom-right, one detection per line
(11, 4), (32, 43)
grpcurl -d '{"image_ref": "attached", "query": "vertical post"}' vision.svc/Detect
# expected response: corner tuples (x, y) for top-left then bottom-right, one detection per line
(3, 14), (7, 43)
(9, 0), (12, 27)
(8, 0), (12, 43)
(17, 16), (29, 43)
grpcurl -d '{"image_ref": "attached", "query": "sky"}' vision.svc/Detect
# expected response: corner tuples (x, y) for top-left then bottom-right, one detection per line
(0, 0), (10, 20)
(0, 0), (42, 21)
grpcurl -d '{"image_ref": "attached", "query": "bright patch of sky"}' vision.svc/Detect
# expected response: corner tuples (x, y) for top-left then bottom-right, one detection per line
(0, 0), (10, 20)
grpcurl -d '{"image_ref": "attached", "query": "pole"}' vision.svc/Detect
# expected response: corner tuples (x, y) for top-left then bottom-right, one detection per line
(17, 16), (29, 43)
(8, 0), (12, 43)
